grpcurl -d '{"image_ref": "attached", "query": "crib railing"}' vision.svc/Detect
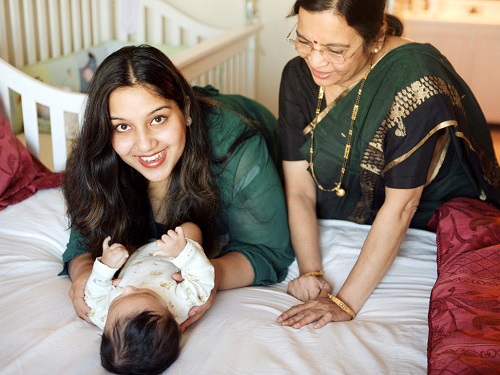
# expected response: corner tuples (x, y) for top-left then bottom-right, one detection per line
(0, 58), (84, 172)
(0, 0), (261, 172)
(0, 0), (224, 68)
(174, 24), (260, 98)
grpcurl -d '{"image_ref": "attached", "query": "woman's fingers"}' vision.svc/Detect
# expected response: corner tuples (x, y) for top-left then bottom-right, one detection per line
(277, 297), (350, 329)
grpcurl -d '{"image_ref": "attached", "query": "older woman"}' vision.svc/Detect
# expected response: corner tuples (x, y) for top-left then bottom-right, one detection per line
(277, 0), (499, 328)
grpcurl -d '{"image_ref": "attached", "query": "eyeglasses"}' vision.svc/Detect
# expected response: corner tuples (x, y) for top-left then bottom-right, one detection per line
(286, 23), (362, 65)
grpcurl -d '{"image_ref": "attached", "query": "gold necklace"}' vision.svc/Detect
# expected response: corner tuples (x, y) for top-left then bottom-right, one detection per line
(309, 64), (372, 197)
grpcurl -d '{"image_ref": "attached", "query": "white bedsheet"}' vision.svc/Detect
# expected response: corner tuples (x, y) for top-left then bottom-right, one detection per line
(0, 188), (437, 374)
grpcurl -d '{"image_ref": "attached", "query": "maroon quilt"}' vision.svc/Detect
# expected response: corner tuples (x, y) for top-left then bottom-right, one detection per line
(427, 197), (500, 374)
(0, 114), (62, 210)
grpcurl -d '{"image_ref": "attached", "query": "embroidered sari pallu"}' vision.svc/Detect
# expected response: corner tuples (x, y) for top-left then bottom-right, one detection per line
(299, 43), (500, 228)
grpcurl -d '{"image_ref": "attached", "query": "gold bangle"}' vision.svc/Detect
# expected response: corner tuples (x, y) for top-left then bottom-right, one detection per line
(300, 271), (324, 278)
(327, 294), (356, 319)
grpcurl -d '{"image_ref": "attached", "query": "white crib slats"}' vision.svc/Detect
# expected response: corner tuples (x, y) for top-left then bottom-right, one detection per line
(246, 34), (257, 99)
(60, 0), (72, 55)
(49, 108), (68, 172)
(168, 21), (182, 46)
(8, 0), (24, 66)
(36, 0), (50, 61)
(81, 0), (93, 47)
(22, 0), (37, 65)
(184, 30), (198, 47)
(0, 78), (11, 122)
(173, 23), (260, 98)
(115, 0), (128, 42)
(0, 0), (7, 61)
(134, 6), (147, 43)
(21, 96), (41, 161)
(149, 11), (163, 45)
(48, 0), (61, 58)
(92, 0), (109, 45)
(71, 0), (83, 51)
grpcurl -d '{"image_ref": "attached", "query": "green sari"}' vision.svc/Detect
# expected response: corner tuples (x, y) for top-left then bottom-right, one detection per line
(279, 43), (500, 229)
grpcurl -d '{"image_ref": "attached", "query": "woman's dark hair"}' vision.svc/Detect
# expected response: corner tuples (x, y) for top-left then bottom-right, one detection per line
(289, 0), (403, 46)
(100, 311), (180, 374)
(63, 44), (220, 257)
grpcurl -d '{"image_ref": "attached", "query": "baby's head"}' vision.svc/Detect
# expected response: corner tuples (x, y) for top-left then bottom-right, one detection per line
(100, 286), (180, 374)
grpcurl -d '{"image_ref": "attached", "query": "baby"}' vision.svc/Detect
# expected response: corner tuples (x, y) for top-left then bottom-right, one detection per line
(84, 223), (214, 374)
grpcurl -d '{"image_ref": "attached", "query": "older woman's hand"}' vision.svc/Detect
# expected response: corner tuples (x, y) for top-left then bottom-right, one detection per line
(277, 296), (352, 329)
(287, 276), (332, 302)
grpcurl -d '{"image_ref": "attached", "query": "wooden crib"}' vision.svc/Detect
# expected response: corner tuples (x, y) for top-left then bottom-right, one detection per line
(0, 0), (261, 171)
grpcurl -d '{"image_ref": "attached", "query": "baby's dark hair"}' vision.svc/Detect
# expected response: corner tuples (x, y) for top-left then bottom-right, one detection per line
(100, 310), (180, 375)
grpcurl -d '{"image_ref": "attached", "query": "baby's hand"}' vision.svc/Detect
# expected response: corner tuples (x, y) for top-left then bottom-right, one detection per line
(101, 236), (129, 269)
(154, 227), (187, 258)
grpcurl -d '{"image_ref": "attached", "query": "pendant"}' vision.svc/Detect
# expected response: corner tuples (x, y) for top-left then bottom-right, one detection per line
(336, 188), (345, 197)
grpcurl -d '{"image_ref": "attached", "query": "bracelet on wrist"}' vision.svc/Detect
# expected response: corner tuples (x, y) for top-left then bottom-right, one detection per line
(300, 271), (324, 278)
(327, 294), (356, 319)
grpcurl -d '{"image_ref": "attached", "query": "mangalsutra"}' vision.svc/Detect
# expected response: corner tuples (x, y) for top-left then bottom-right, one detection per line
(309, 64), (372, 197)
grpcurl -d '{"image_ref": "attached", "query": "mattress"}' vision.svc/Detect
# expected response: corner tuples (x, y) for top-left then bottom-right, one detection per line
(0, 188), (437, 374)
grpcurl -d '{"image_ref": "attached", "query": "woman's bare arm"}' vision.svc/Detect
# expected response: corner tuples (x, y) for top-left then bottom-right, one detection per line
(68, 252), (94, 324)
(282, 160), (332, 301)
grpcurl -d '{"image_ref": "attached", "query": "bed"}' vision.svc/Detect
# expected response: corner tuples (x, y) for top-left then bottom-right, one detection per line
(0, 187), (438, 374)
(0, 0), (260, 172)
(5, 112), (498, 375)
(2, 2), (500, 375)
(2, 96), (500, 375)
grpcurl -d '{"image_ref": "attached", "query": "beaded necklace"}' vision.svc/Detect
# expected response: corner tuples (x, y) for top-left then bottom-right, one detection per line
(308, 64), (372, 197)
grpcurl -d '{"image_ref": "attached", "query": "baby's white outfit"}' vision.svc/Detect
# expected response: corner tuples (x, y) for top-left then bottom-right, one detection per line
(84, 239), (214, 330)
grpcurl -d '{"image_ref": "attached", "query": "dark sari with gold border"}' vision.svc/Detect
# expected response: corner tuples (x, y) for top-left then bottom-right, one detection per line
(279, 43), (500, 229)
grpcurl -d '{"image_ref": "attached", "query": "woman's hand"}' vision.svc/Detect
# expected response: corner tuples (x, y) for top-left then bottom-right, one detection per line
(67, 253), (94, 324)
(277, 296), (352, 329)
(179, 286), (217, 332)
(178, 252), (253, 332)
(287, 275), (332, 302)
(69, 272), (93, 324)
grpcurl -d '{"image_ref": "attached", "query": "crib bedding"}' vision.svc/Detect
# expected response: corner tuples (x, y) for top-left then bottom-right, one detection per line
(0, 187), (437, 374)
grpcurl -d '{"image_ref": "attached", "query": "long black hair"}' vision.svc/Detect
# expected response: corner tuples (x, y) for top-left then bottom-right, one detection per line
(63, 45), (221, 257)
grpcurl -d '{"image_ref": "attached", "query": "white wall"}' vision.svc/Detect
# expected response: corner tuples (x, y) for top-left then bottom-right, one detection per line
(256, 0), (296, 116)
(162, 0), (246, 27)
(164, 0), (297, 116)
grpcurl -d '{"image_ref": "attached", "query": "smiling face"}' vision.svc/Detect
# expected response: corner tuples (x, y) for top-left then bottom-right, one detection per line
(109, 85), (188, 189)
(296, 8), (372, 89)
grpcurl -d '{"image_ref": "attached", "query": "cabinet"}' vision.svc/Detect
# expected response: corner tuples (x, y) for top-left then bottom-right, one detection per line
(403, 15), (500, 124)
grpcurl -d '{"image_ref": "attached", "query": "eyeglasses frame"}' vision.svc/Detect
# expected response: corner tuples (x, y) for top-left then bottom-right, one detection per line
(286, 22), (363, 65)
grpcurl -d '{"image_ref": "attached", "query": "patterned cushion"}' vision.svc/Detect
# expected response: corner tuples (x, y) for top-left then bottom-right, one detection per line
(0, 113), (62, 210)
(427, 197), (500, 374)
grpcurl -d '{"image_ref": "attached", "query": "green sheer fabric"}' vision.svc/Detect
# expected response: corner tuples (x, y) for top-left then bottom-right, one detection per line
(61, 88), (294, 286)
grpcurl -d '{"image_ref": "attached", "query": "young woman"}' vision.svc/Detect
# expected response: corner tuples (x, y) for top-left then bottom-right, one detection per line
(277, 0), (499, 328)
(61, 45), (294, 331)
